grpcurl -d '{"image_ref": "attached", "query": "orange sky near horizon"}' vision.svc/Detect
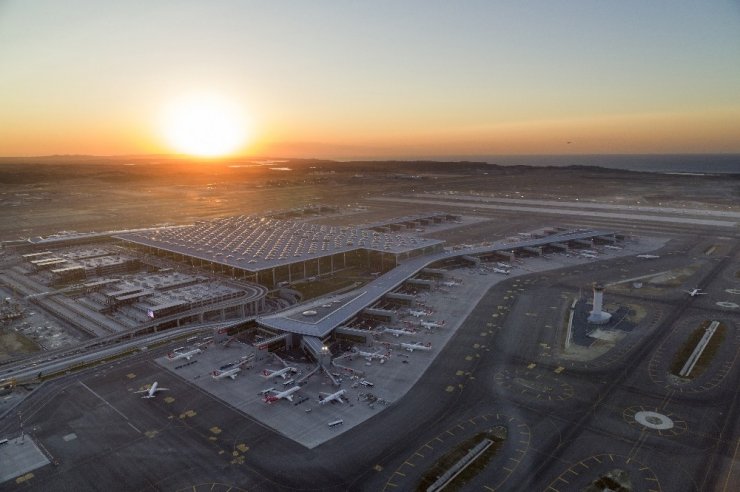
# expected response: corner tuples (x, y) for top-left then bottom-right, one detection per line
(1, 1), (739, 158)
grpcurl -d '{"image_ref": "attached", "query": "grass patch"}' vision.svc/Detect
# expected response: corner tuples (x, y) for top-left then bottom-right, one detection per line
(670, 320), (726, 378)
(0, 330), (40, 360)
(293, 267), (374, 301)
(417, 427), (507, 492)
(622, 303), (647, 323)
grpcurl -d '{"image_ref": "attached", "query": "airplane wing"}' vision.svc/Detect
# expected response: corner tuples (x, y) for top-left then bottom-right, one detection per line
(135, 386), (169, 393)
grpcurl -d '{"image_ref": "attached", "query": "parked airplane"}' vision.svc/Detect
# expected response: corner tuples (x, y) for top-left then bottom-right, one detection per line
(262, 367), (297, 380)
(580, 253), (598, 259)
(353, 348), (388, 362)
(420, 320), (445, 330)
(263, 386), (301, 403)
(685, 288), (707, 297)
(401, 342), (432, 352)
(408, 309), (429, 318)
(637, 254), (660, 259)
(318, 389), (347, 405)
(212, 367), (241, 380)
(604, 245), (622, 250)
(384, 328), (416, 337)
(441, 280), (460, 287)
(135, 381), (169, 399)
(492, 268), (510, 275)
(167, 348), (202, 361)
(496, 262), (512, 269)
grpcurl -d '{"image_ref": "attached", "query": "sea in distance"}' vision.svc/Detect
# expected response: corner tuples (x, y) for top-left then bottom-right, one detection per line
(389, 154), (740, 175)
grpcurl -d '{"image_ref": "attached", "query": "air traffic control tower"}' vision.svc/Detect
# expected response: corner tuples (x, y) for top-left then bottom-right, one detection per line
(588, 283), (612, 324)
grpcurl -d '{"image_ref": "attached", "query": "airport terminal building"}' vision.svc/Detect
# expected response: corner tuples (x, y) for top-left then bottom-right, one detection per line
(115, 215), (448, 288)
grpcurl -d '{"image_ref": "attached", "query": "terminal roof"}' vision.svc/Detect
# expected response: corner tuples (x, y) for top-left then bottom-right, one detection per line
(258, 229), (614, 337)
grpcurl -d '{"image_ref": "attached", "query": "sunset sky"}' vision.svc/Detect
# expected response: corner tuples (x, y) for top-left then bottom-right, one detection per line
(1, 1), (739, 158)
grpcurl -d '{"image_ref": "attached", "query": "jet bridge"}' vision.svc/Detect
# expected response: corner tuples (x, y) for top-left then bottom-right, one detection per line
(405, 278), (435, 289)
(384, 292), (415, 304)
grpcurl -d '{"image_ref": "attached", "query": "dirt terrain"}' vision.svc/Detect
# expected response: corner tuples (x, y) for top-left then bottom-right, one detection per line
(1, 156), (738, 241)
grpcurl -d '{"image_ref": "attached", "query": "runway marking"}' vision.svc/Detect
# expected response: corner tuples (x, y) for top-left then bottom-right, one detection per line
(78, 381), (139, 432)
(554, 366), (565, 374)
(127, 422), (141, 433)
(527, 363), (537, 369)
(126, 373), (136, 379)
(403, 461), (415, 467)
(445, 385), (455, 392)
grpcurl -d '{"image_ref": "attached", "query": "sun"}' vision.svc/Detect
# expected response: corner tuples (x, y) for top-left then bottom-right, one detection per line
(161, 94), (250, 157)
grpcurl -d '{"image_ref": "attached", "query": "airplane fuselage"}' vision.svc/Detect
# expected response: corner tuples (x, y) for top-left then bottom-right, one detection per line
(264, 385), (301, 403)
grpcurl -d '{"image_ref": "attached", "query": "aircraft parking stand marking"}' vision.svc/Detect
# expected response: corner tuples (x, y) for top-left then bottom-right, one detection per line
(545, 454), (660, 492)
(648, 315), (739, 393)
(15, 473), (34, 484)
(494, 367), (575, 402)
(383, 413), (530, 491)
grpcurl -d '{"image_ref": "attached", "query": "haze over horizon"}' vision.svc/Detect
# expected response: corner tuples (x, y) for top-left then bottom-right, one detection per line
(1, 1), (739, 158)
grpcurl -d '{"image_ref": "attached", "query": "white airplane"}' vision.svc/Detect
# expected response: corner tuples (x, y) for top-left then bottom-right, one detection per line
(685, 288), (707, 297)
(420, 319), (445, 330)
(135, 381), (169, 399)
(401, 342), (432, 352)
(262, 367), (297, 380)
(441, 280), (460, 287)
(604, 245), (622, 250)
(384, 328), (416, 337)
(167, 348), (202, 361)
(496, 262), (512, 269)
(580, 253), (597, 259)
(637, 254), (660, 259)
(407, 309), (428, 318)
(263, 386), (301, 404)
(212, 367), (241, 380)
(353, 348), (388, 362)
(492, 267), (510, 275)
(318, 389), (347, 405)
